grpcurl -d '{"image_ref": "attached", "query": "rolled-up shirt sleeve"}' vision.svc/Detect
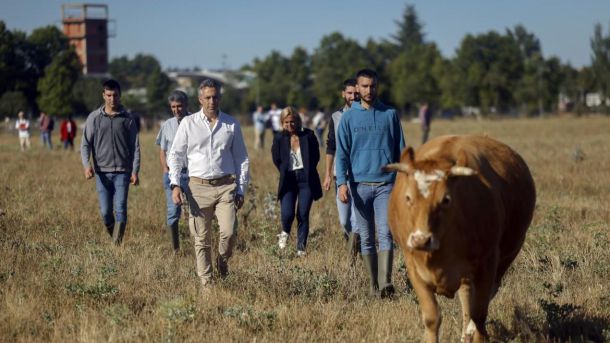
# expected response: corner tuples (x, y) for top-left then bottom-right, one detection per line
(167, 121), (188, 186)
(231, 122), (250, 195)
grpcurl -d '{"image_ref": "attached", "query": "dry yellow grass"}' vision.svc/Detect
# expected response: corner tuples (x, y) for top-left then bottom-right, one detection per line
(0, 115), (608, 342)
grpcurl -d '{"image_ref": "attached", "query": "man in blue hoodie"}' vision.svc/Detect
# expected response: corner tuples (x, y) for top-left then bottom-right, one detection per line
(335, 69), (405, 297)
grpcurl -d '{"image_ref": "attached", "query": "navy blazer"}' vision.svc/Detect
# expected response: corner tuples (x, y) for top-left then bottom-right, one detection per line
(271, 128), (323, 201)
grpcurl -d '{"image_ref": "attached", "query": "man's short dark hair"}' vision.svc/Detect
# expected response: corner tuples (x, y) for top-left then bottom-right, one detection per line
(355, 69), (378, 82)
(167, 90), (188, 105)
(102, 79), (121, 95)
(342, 78), (357, 90)
(198, 79), (222, 96)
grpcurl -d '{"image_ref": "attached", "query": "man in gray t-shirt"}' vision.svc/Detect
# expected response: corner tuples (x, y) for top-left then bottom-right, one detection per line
(155, 90), (190, 253)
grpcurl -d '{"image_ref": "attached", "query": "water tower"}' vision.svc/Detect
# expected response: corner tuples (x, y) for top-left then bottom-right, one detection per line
(61, 4), (114, 76)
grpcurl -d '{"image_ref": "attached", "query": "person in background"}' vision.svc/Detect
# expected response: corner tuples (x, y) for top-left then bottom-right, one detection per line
(252, 105), (268, 150)
(60, 115), (77, 150)
(39, 111), (54, 149)
(323, 78), (359, 262)
(272, 106), (322, 257)
(312, 108), (327, 147)
(419, 101), (432, 144)
(15, 110), (31, 151)
(81, 79), (140, 246)
(336, 69), (405, 297)
(168, 79), (249, 291)
(268, 102), (282, 137)
(298, 106), (311, 129)
(156, 90), (191, 253)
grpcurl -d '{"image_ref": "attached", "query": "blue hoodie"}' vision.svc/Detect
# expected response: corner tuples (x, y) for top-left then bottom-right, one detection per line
(335, 100), (405, 185)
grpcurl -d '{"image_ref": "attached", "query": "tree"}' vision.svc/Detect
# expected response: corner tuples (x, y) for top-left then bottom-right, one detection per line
(146, 66), (172, 115)
(591, 23), (610, 104)
(246, 51), (291, 108)
(36, 49), (81, 116)
(109, 53), (163, 90)
(0, 22), (20, 95)
(286, 47), (314, 109)
(509, 25), (544, 114)
(388, 43), (442, 113)
(454, 31), (523, 114)
(311, 32), (369, 110)
(72, 78), (104, 115)
(392, 4), (425, 53)
(0, 91), (29, 118)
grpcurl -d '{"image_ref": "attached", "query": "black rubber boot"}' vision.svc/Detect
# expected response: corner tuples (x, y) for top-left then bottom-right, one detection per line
(113, 222), (126, 246)
(168, 222), (180, 252)
(362, 254), (379, 296)
(378, 250), (395, 298)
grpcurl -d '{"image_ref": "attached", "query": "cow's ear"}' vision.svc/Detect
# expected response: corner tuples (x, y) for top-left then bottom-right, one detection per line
(402, 147), (415, 168)
(382, 147), (414, 174)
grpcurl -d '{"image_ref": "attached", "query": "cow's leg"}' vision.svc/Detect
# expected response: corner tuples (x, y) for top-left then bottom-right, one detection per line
(468, 263), (497, 343)
(458, 282), (473, 343)
(407, 262), (441, 343)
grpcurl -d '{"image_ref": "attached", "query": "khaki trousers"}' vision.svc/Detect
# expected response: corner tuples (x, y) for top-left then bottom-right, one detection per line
(187, 180), (237, 285)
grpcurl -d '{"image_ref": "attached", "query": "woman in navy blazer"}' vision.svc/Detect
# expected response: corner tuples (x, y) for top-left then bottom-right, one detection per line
(272, 106), (323, 256)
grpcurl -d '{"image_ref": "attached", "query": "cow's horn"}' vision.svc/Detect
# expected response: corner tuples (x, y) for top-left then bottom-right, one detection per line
(449, 166), (477, 176)
(382, 163), (410, 173)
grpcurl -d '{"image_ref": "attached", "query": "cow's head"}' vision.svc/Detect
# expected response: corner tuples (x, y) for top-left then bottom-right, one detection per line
(383, 147), (477, 252)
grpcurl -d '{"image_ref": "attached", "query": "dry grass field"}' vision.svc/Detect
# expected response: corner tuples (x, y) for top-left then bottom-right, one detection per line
(0, 115), (608, 342)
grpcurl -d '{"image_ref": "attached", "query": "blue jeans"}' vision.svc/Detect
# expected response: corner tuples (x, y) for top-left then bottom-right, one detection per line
(63, 138), (74, 150)
(163, 172), (189, 226)
(280, 169), (313, 251)
(41, 132), (52, 149)
(351, 182), (394, 255)
(335, 181), (357, 237)
(95, 172), (130, 226)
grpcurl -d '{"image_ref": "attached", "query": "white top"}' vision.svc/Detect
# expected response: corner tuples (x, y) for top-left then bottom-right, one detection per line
(167, 110), (250, 195)
(15, 119), (30, 138)
(289, 148), (304, 171)
(269, 109), (282, 131)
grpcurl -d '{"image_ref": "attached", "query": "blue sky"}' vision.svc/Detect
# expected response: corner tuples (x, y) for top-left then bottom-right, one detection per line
(2, 0), (609, 70)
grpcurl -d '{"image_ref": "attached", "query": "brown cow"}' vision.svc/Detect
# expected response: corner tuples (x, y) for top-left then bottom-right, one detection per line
(384, 135), (535, 343)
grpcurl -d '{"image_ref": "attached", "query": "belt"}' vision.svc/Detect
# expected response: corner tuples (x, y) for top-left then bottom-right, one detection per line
(189, 175), (234, 186)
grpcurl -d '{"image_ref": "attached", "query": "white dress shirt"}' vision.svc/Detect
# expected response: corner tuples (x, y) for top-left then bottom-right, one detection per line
(168, 110), (250, 195)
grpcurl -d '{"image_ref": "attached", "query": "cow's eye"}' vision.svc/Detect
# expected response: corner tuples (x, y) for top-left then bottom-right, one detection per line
(441, 193), (451, 206)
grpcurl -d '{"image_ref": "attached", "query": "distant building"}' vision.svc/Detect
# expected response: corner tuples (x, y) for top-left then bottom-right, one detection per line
(585, 92), (609, 107)
(62, 4), (113, 76)
(167, 69), (251, 94)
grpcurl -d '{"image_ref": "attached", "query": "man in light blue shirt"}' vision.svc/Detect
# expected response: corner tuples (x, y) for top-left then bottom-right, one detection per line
(156, 90), (190, 253)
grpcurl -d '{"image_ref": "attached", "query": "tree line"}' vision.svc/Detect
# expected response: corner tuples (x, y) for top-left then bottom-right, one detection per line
(1, 5), (609, 119)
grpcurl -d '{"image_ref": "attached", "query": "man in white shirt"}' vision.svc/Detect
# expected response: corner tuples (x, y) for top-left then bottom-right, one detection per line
(268, 102), (282, 136)
(168, 79), (250, 289)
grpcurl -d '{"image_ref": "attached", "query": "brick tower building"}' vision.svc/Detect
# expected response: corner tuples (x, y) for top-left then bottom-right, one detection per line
(61, 4), (110, 75)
